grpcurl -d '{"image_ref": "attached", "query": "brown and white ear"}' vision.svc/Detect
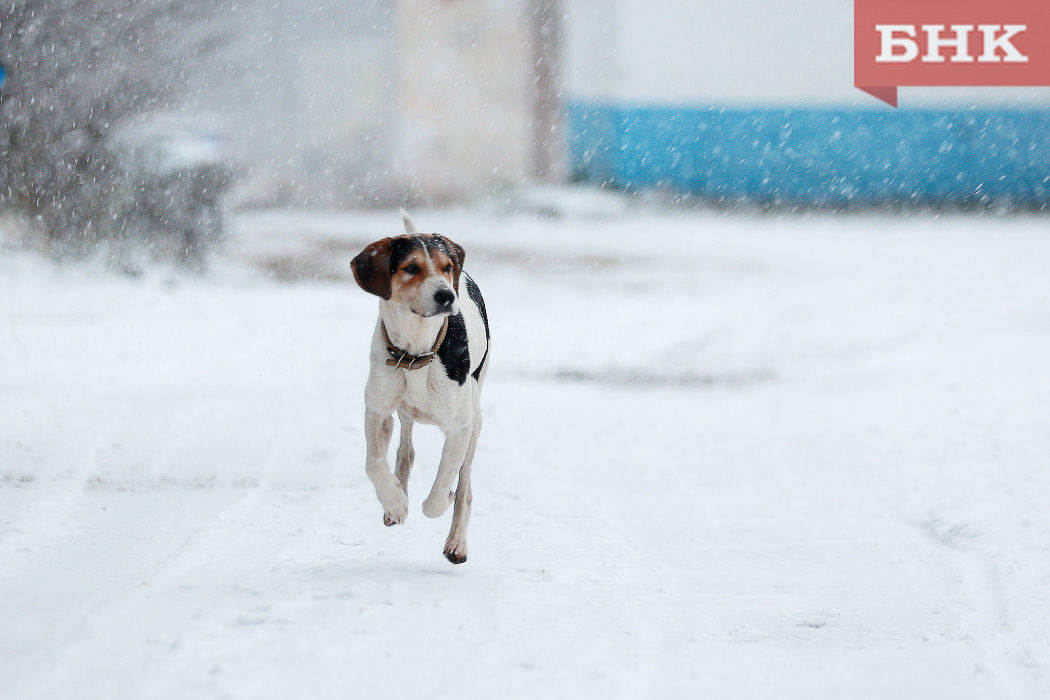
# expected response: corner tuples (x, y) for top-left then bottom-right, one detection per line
(400, 208), (419, 235)
(440, 236), (466, 291)
(351, 238), (394, 300)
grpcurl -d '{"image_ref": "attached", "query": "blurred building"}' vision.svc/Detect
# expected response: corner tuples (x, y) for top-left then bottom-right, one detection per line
(183, 0), (550, 208)
(397, 0), (537, 202)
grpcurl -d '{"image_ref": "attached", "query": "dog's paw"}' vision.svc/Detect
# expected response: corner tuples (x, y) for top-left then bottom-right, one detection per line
(378, 485), (409, 526)
(422, 490), (454, 518)
(382, 505), (407, 526)
(443, 539), (468, 565)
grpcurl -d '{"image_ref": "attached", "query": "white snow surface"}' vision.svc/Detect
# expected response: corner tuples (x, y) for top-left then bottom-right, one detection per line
(2, 207), (1050, 698)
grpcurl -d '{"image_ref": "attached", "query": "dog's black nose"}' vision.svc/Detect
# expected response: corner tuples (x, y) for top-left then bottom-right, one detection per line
(434, 288), (455, 309)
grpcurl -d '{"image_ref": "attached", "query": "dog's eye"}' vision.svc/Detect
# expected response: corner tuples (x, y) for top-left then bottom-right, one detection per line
(443, 264), (453, 274)
(403, 264), (421, 275)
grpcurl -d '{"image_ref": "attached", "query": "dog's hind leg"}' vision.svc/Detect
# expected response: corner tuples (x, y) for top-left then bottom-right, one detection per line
(422, 424), (472, 519)
(394, 410), (415, 490)
(444, 417), (481, 564)
(364, 411), (409, 526)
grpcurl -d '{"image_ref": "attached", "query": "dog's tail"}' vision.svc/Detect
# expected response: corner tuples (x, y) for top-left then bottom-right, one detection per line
(400, 208), (419, 235)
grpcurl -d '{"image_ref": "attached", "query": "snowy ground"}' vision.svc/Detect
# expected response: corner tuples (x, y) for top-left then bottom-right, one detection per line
(2, 205), (1050, 699)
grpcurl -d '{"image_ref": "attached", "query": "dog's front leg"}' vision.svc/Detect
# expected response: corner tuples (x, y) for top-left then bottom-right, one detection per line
(364, 410), (409, 525)
(421, 424), (472, 518)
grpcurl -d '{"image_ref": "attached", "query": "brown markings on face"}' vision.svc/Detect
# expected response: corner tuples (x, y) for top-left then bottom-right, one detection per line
(426, 246), (457, 287)
(388, 247), (432, 308)
(423, 234), (465, 292)
(351, 233), (466, 315)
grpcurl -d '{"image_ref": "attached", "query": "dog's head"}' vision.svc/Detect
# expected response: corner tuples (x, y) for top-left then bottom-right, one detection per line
(351, 230), (465, 318)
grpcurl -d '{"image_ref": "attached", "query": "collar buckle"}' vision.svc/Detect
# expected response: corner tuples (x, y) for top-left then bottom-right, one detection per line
(381, 317), (449, 371)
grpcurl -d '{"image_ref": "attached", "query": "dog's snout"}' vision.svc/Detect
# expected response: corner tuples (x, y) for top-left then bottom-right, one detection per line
(434, 288), (455, 309)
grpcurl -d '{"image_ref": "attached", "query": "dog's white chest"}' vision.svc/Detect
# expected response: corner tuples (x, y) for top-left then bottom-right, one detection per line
(395, 368), (449, 425)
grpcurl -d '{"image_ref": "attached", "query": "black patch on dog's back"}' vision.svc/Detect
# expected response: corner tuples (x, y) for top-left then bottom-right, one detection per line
(437, 312), (470, 385)
(465, 275), (489, 382)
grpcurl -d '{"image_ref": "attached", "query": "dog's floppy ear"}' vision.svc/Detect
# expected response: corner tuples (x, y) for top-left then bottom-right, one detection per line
(439, 235), (466, 291)
(351, 238), (395, 300)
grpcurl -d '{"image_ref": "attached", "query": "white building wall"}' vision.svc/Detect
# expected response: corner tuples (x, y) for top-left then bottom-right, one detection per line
(190, 0), (538, 206)
(396, 0), (535, 203)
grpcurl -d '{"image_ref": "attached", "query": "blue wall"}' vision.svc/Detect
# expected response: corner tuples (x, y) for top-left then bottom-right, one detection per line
(567, 104), (1050, 206)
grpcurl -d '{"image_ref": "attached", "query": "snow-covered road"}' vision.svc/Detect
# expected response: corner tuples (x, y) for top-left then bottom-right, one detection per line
(2, 209), (1049, 699)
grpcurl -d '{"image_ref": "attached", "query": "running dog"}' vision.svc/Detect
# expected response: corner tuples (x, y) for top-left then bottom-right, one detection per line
(350, 211), (489, 564)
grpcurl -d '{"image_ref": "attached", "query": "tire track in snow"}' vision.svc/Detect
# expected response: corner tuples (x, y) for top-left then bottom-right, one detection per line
(0, 408), (290, 698)
(25, 415), (291, 696)
(912, 519), (1036, 698)
(0, 490), (240, 700)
